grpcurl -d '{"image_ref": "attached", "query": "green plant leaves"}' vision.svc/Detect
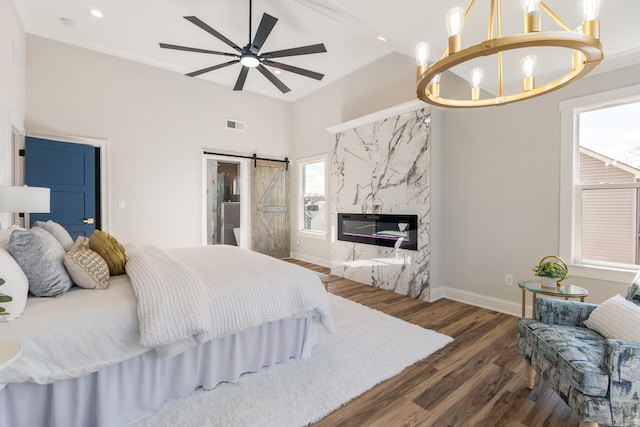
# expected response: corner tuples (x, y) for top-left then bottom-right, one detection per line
(0, 277), (11, 315)
(533, 261), (568, 279)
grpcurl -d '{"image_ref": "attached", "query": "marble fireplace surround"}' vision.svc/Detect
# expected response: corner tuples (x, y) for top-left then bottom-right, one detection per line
(327, 101), (431, 301)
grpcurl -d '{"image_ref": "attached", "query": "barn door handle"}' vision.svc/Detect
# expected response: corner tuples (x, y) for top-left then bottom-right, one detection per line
(83, 218), (95, 224)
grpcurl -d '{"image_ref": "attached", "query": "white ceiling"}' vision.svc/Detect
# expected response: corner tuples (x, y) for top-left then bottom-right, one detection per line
(12, 0), (640, 102)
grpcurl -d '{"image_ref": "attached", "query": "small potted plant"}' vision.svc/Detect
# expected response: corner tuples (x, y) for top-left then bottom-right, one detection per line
(533, 256), (568, 288)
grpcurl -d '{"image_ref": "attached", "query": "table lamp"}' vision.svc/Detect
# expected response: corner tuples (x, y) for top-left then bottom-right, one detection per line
(0, 185), (51, 229)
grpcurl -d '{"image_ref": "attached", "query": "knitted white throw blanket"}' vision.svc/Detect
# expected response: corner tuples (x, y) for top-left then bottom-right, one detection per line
(124, 244), (335, 358)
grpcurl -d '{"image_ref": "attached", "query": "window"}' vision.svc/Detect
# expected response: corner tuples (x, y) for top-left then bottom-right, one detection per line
(560, 85), (640, 281)
(299, 156), (327, 235)
(577, 103), (640, 266)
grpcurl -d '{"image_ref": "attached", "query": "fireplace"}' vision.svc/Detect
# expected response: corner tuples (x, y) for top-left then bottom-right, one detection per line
(337, 213), (418, 250)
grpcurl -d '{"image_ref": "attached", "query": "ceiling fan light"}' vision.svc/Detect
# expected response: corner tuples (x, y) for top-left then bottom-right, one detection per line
(240, 54), (260, 68)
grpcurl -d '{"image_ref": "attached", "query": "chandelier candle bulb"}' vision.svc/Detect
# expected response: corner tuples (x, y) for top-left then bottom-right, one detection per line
(470, 67), (483, 101)
(582, 0), (601, 38)
(415, 42), (429, 66)
(521, 0), (541, 32)
(582, 0), (602, 22)
(446, 7), (465, 54)
(521, 55), (536, 91)
(415, 41), (430, 81)
(431, 74), (441, 97)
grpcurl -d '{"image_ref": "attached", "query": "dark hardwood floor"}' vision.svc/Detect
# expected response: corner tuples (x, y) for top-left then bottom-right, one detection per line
(286, 259), (581, 427)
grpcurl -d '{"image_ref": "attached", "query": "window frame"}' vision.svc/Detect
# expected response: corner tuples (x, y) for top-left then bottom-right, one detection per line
(297, 154), (328, 239)
(559, 84), (640, 283)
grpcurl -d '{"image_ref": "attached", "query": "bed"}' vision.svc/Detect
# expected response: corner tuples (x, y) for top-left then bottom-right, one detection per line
(0, 242), (334, 427)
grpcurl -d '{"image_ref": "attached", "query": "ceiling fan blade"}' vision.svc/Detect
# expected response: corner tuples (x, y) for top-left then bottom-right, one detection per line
(261, 43), (327, 59)
(250, 13), (278, 53)
(184, 16), (243, 53)
(234, 67), (250, 91)
(186, 60), (239, 77)
(159, 43), (238, 57)
(256, 64), (291, 93)
(263, 60), (324, 81)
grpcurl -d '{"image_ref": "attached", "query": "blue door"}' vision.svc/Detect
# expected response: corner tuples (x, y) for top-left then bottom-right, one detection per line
(25, 137), (97, 240)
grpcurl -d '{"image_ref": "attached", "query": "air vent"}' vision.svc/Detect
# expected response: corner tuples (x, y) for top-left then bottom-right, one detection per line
(226, 119), (246, 132)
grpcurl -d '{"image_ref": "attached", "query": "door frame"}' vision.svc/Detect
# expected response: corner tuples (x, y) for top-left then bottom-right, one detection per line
(16, 133), (111, 232)
(0, 111), (25, 228)
(201, 154), (250, 248)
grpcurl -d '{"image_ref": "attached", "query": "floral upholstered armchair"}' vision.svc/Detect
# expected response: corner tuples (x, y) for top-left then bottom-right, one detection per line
(518, 279), (640, 427)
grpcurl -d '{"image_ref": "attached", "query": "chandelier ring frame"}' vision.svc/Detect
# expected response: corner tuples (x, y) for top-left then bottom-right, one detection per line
(417, 30), (604, 108)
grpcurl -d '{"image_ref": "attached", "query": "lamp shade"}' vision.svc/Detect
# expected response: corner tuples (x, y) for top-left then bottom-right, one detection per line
(0, 186), (51, 213)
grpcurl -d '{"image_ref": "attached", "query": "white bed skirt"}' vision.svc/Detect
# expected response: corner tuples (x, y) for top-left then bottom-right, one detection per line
(0, 315), (317, 427)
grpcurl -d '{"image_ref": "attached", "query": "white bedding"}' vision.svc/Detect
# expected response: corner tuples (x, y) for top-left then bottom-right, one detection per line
(0, 244), (334, 389)
(126, 244), (334, 358)
(0, 275), (146, 388)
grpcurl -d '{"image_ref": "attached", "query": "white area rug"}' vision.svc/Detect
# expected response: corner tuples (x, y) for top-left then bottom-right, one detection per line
(133, 294), (453, 427)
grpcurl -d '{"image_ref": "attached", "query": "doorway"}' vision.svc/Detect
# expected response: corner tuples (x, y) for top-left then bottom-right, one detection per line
(203, 155), (250, 248)
(13, 134), (109, 232)
(25, 137), (98, 238)
(202, 154), (290, 258)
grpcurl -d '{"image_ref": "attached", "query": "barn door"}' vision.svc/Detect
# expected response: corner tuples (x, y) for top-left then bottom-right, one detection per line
(25, 137), (97, 239)
(251, 160), (289, 258)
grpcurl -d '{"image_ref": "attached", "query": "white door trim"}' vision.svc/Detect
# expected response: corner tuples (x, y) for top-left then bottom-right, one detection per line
(201, 153), (250, 248)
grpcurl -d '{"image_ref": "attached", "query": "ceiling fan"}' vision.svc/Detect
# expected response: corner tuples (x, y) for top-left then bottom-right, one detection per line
(160, 0), (327, 94)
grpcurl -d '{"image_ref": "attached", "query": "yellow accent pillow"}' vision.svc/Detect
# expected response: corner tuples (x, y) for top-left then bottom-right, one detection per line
(88, 230), (126, 275)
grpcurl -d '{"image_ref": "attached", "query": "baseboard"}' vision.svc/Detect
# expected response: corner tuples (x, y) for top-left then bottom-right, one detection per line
(288, 261), (525, 316)
(289, 252), (331, 268)
(430, 286), (523, 318)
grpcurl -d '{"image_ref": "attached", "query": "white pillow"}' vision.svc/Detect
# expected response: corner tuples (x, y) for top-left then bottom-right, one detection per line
(0, 225), (25, 251)
(584, 294), (640, 340)
(0, 247), (29, 321)
(33, 220), (74, 252)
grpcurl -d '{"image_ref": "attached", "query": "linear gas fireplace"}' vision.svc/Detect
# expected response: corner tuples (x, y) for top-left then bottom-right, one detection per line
(337, 213), (418, 250)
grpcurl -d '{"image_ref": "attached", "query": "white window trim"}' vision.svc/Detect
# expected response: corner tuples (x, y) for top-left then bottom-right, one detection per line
(559, 84), (640, 283)
(297, 153), (328, 239)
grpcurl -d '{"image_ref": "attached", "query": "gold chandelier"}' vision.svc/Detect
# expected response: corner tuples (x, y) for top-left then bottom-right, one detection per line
(415, 0), (605, 108)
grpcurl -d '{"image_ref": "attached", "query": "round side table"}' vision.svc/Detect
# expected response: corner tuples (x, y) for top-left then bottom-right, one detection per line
(518, 280), (589, 318)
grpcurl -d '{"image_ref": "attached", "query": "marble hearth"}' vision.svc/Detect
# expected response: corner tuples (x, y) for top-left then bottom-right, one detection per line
(329, 106), (431, 300)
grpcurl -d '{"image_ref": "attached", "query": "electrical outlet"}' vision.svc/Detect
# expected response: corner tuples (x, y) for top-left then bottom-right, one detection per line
(297, 240), (301, 247)
(504, 274), (514, 287)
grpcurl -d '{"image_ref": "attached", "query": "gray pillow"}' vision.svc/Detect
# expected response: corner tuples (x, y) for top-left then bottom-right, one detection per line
(9, 227), (73, 297)
(33, 220), (74, 252)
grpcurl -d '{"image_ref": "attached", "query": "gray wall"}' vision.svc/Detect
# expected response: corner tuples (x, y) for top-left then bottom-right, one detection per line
(25, 35), (291, 249)
(440, 64), (640, 309)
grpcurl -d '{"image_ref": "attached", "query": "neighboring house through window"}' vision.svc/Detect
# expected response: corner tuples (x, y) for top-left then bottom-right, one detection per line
(299, 155), (327, 236)
(560, 84), (640, 282)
